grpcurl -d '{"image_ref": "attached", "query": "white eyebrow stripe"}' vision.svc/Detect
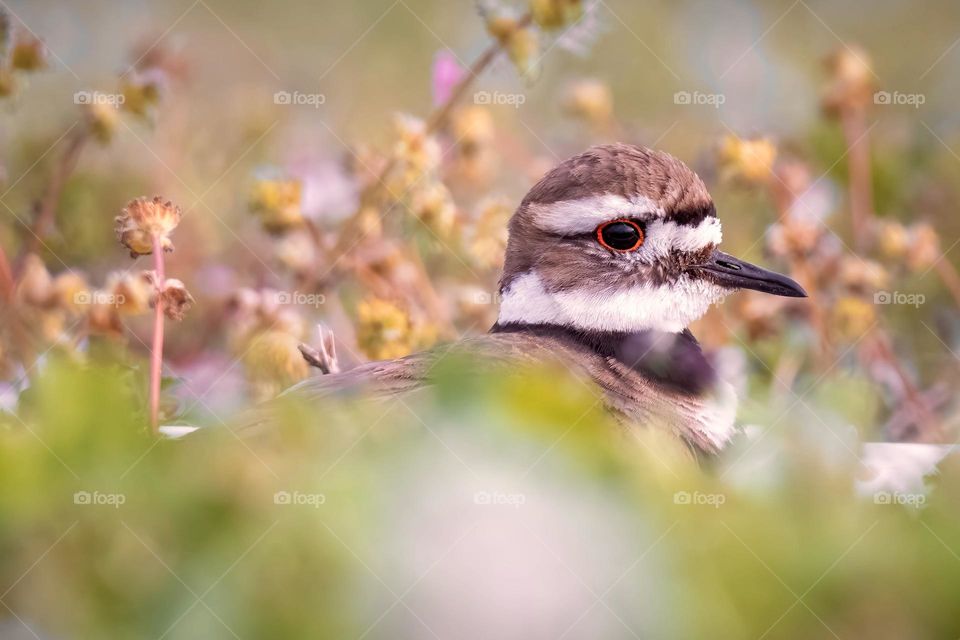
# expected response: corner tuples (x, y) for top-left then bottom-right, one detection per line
(638, 217), (722, 259)
(527, 194), (664, 234)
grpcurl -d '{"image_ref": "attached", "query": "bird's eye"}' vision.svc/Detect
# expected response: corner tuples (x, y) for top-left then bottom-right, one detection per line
(596, 219), (644, 252)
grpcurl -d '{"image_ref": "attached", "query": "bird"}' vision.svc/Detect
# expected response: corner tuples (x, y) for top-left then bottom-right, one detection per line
(257, 143), (806, 456)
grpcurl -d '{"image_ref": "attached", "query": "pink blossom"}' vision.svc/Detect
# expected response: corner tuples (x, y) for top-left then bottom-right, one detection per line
(431, 50), (465, 107)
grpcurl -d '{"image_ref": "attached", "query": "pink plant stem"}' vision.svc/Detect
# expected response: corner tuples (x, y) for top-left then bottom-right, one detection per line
(840, 107), (874, 250)
(150, 234), (165, 435)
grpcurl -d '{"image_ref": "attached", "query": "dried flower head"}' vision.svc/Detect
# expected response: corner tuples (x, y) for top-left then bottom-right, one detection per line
(821, 46), (875, 116)
(906, 222), (940, 272)
(738, 293), (786, 341)
(718, 135), (777, 185)
(274, 230), (317, 276)
(562, 78), (613, 127)
(52, 271), (90, 315)
(531, 0), (584, 30)
(86, 298), (124, 337)
(486, 15), (520, 44)
(9, 32), (46, 71)
(831, 296), (876, 342)
(410, 182), (456, 237)
(242, 329), (310, 401)
(767, 217), (823, 259)
(771, 159), (812, 206)
(85, 102), (120, 144)
(452, 106), (495, 158)
(249, 177), (303, 234)
(838, 257), (888, 295)
(357, 205), (384, 239)
(152, 277), (195, 321)
(507, 27), (540, 81)
(120, 69), (165, 118)
(875, 220), (910, 261)
(15, 254), (54, 307)
(115, 196), (183, 257)
(103, 271), (152, 316)
(226, 287), (304, 352)
(393, 114), (442, 188)
(356, 297), (434, 361)
(485, 15), (541, 79)
(469, 198), (512, 270)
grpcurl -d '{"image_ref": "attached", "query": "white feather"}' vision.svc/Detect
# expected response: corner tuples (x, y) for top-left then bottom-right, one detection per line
(497, 271), (728, 333)
(528, 194), (663, 234)
(694, 380), (739, 449)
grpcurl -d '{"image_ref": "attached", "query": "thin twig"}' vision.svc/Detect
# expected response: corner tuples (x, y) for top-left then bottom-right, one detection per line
(326, 14), (532, 269)
(0, 243), (13, 301)
(18, 126), (90, 269)
(149, 235), (166, 435)
(839, 107), (873, 250)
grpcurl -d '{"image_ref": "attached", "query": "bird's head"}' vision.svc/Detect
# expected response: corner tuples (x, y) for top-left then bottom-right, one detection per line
(496, 143), (806, 333)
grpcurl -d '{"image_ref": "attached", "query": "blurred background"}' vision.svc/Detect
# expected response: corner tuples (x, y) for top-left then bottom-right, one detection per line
(1, 0), (960, 638)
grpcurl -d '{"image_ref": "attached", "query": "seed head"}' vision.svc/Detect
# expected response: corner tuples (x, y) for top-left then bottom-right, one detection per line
(531, 0), (584, 30)
(821, 46), (875, 116)
(906, 222), (940, 272)
(831, 296), (876, 341)
(9, 32), (46, 71)
(410, 182), (456, 237)
(15, 254), (53, 307)
(469, 198), (511, 270)
(875, 221), (910, 261)
(106, 271), (152, 316)
(53, 271), (91, 315)
(120, 69), (165, 118)
(115, 196), (182, 257)
(249, 177), (303, 234)
(85, 102), (120, 144)
(718, 135), (777, 185)
(452, 106), (495, 159)
(506, 27), (540, 81)
(562, 79), (613, 127)
(356, 297), (437, 361)
(152, 277), (195, 321)
(393, 114), (442, 187)
(242, 329), (309, 401)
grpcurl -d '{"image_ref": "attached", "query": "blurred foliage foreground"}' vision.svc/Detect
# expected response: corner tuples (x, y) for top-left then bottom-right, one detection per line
(1, 357), (960, 639)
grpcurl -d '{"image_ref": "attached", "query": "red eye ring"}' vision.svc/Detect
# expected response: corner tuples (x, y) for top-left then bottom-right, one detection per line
(596, 219), (644, 252)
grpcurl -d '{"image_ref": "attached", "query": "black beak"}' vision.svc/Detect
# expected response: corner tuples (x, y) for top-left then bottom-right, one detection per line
(691, 250), (807, 297)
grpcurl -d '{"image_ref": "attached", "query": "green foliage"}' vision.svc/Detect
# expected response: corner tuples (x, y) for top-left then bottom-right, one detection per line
(2, 358), (959, 638)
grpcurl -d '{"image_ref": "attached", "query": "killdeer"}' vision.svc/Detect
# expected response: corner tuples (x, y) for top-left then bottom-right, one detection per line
(277, 144), (805, 455)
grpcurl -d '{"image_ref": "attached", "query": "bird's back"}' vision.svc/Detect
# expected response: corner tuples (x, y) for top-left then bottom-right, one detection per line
(257, 327), (735, 455)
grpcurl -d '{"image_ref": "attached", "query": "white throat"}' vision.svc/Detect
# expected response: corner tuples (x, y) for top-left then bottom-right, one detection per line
(497, 271), (728, 333)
